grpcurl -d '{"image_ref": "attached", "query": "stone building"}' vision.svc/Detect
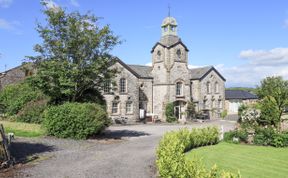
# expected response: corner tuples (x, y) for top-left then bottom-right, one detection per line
(103, 16), (226, 123)
(225, 90), (258, 114)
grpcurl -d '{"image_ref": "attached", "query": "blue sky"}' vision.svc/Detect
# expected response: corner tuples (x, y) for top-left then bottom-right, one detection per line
(1, 0), (288, 87)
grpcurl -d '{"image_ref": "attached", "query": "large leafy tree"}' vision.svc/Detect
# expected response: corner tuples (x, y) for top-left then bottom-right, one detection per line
(256, 76), (288, 129)
(27, 2), (120, 104)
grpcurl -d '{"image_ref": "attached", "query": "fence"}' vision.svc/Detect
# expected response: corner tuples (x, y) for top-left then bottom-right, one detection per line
(0, 124), (11, 168)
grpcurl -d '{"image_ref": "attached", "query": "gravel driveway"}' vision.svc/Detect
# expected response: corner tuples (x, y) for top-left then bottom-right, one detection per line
(8, 120), (236, 178)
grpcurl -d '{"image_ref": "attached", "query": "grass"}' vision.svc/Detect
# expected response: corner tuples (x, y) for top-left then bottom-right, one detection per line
(0, 120), (45, 137)
(186, 142), (288, 178)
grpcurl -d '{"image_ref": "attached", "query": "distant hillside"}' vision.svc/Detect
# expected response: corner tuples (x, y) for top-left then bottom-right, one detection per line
(226, 87), (256, 94)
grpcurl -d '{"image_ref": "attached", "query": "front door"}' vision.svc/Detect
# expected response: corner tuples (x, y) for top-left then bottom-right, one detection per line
(174, 105), (181, 120)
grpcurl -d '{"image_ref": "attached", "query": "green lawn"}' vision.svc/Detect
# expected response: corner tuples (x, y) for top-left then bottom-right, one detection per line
(186, 142), (288, 178)
(0, 120), (45, 137)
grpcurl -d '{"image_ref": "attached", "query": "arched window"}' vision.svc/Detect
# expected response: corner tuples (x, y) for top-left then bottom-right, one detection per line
(119, 78), (126, 93)
(215, 82), (219, 93)
(176, 82), (183, 96)
(206, 82), (211, 94)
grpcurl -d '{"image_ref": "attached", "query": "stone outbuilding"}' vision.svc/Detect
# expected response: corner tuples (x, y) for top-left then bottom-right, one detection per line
(225, 90), (258, 115)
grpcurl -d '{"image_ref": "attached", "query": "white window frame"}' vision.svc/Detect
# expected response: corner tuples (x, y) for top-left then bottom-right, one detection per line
(126, 102), (133, 114)
(207, 82), (211, 94)
(112, 102), (119, 114)
(176, 82), (183, 96)
(119, 78), (127, 93)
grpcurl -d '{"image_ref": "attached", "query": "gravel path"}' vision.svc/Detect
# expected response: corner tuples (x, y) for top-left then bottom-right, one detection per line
(9, 120), (236, 178)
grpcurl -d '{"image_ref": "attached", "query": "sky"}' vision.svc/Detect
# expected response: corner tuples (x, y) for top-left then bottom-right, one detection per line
(1, 0), (288, 87)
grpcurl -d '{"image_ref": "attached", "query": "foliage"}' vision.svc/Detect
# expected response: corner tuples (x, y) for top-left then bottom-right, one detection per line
(43, 102), (111, 139)
(220, 110), (227, 119)
(186, 101), (196, 119)
(226, 87), (256, 93)
(256, 76), (288, 130)
(258, 96), (281, 128)
(187, 142), (288, 178)
(0, 120), (45, 137)
(0, 82), (46, 115)
(224, 130), (248, 143)
(16, 98), (49, 124)
(165, 102), (177, 122)
(156, 127), (240, 178)
(27, 2), (121, 104)
(238, 105), (260, 129)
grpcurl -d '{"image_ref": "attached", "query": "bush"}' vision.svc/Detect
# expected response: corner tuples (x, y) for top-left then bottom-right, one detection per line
(43, 102), (111, 139)
(165, 102), (177, 123)
(220, 110), (227, 119)
(0, 82), (45, 115)
(254, 127), (276, 146)
(156, 127), (240, 178)
(224, 130), (248, 143)
(16, 98), (48, 124)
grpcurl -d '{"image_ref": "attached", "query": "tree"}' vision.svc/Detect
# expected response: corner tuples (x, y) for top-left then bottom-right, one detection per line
(256, 76), (288, 130)
(27, 1), (121, 104)
(186, 101), (196, 119)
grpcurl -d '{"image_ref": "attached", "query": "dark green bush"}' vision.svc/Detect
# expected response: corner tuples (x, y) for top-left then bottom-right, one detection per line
(272, 133), (288, 147)
(254, 127), (276, 146)
(165, 102), (177, 123)
(0, 82), (45, 115)
(16, 98), (48, 124)
(224, 130), (248, 143)
(156, 127), (239, 178)
(43, 102), (111, 139)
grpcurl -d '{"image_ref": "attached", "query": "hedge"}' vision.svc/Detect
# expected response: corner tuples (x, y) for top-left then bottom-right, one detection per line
(43, 102), (111, 139)
(156, 127), (240, 178)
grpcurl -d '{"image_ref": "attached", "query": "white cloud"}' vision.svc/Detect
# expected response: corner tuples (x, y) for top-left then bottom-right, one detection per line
(217, 48), (288, 87)
(145, 62), (152, 66)
(239, 48), (288, 66)
(188, 64), (204, 69)
(70, 0), (79, 7)
(0, 18), (21, 34)
(0, 0), (12, 8)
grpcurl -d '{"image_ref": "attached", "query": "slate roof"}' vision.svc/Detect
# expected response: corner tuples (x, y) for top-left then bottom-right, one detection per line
(128, 65), (152, 79)
(225, 90), (258, 100)
(190, 66), (226, 81)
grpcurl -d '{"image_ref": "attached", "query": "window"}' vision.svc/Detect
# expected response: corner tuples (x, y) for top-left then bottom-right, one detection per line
(218, 100), (222, 108)
(176, 49), (181, 60)
(112, 102), (119, 114)
(206, 82), (211, 93)
(176, 82), (183, 96)
(157, 50), (161, 61)
(203, 100), (207, 109)
(215, 82), (219, 93)
(119, 78), (126, 93)
(126, 102), (133, 114)
(104, 81), (111, 94)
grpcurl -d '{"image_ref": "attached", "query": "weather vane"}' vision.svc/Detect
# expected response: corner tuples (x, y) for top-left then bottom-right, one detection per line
(168, 4), (171, 17)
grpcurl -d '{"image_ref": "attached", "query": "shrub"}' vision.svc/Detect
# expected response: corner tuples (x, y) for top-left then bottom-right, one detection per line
(220, 110), (227, 119)
(0, 82), (45, 115)
(224, 130), (248, 143)
(156, 127), (240, 178)
(253, 127), (276, 146)
(165, 102), (177, 123)
(16, 98), (48, 124)
(43, 102), (111, 139)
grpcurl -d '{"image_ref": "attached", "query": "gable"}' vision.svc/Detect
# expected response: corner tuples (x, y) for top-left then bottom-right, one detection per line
(151, 40), (189, 53)
(190, 66), (226, 81)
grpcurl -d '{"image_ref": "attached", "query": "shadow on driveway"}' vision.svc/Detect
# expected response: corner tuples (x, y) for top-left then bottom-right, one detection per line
(92, 129), (150, 140)
(10, 142), (55, 164)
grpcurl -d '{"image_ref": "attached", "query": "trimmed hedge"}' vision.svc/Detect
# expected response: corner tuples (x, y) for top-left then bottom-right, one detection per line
(43, 102), (111, 139)
(156, 127), (240, 178)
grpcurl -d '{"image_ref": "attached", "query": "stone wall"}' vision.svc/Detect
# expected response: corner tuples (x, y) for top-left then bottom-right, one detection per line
(0, 66), (26, 90)
(103, 62), (140, 123)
